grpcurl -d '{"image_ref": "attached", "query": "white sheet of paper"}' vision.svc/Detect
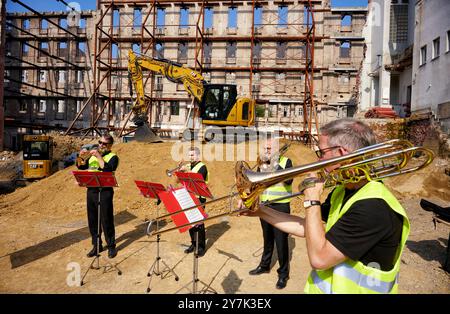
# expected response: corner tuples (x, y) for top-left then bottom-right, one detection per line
(173, 188), (203, 223)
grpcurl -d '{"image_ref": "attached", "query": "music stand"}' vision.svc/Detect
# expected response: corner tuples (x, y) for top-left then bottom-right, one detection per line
(158, 187), (216, 294)
(72, 171), (122, 286)
(175, 172), (213, 199)
(134, 180), (180, 293)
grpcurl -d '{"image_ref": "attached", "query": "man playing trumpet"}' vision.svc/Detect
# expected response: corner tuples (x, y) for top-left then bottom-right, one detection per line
(77, 133), (119, 259)
(243, 119), (410, 294)
(178, 146), (209, 257)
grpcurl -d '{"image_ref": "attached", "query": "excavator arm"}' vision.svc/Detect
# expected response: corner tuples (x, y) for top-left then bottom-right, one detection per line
(128, 50), (206, 124)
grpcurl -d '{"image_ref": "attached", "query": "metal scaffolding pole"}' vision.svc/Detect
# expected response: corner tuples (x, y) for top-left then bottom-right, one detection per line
(10, 0), (81, 39)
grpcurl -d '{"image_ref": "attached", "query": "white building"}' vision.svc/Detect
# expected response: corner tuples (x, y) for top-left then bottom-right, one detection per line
(360, 0), (415, 115)
(412, 0), (450, 132)
(360, 0), (450, 130)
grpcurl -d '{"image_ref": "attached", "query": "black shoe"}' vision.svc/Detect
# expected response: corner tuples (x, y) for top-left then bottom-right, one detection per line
(108, 246), (117, 259)
(197, 249), (206, 257)
(184, 244), (195, 254)
(87, 245), (103, 258)
(276, 277), (289, 289)
(249, 266), (270, 275)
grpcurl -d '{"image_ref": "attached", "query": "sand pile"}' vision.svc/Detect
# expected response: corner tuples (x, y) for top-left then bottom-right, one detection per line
(0, 138), (448, 294)
(1, 139), (448, 219)
(0, 140), (317, 221)
(47, 131), (97, 162)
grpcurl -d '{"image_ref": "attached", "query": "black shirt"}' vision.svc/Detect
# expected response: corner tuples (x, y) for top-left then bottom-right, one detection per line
(321, 186), (403, 271)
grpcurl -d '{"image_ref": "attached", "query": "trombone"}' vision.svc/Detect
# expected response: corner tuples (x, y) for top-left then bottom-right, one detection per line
(149, 139), (434, 236)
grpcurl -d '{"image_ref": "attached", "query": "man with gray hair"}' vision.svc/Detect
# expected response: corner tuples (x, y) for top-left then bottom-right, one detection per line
(243, 118), (410, 294)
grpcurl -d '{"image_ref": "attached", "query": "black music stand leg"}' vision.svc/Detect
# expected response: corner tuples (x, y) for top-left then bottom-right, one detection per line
(146, 210), (180, 293)
(81, 188), (122, 286)
(176, 230), (217, 294)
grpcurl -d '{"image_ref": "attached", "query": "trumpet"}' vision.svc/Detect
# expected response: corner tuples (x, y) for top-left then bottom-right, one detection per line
(76, 144), (99, 166)
(166, 160), (187, 177)
(149, 139), (434, 236)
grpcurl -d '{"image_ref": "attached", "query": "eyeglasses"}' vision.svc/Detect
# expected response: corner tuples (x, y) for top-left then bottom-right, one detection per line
(315, 146), (341, 158)
(98, 140), (111, 146)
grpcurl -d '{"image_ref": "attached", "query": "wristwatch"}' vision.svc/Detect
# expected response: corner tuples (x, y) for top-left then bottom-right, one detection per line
(303, 200), (321, 209)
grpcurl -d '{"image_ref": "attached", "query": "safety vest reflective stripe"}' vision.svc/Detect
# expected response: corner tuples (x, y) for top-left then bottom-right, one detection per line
(88, 152), (116, 172)
(190, 161), (209, 184)
(260, 156), (292, 203)
(304, 181), (409, 294)
(311, 270), (332, 294)
(311, 263), (399, 294)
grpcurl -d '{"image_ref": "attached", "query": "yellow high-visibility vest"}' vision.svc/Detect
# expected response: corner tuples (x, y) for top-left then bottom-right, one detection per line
(304, 181), (410, 294)
(260, 156), (292, 203)
(88, 152), (117, 172)
(189, 161), (209, 184)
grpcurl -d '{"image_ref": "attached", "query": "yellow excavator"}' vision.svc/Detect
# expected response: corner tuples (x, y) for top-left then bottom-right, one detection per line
(128, 50), (255, 141)
(22, 135), (54, 179)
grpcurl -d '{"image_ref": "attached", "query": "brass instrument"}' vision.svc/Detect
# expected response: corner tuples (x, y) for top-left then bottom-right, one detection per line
(76, 144), (99, 166)
(236, 139), (434, 209)
(149, 139), (434, 236)
(166, 160), (187, 177)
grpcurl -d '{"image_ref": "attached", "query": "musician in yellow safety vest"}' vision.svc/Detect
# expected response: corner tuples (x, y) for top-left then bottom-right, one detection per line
(243, 118), (410, 294)
(77, 133), (119, 259)
(248, 138), (293, 290)
(180, 146), (209, 257)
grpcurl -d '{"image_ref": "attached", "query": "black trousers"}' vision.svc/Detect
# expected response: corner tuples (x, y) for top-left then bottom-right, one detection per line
(87, 187), (116, 248)
(259, 202), (290, 279)
(188, 223), (206, 252)
(188, 198), (206, 251)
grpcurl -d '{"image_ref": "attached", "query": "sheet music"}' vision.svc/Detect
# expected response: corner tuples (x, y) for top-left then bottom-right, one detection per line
(173, 188), (204, 223)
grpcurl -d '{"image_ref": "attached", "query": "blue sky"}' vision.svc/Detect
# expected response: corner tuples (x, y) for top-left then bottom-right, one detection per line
(6, 0), (96, 13)
(7, 0), (368, 13)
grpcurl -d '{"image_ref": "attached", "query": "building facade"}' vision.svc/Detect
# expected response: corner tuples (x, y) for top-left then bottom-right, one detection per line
(3, 0), (368, 149)
(359, 0), (450, 132)
(412, 0), (450, 132)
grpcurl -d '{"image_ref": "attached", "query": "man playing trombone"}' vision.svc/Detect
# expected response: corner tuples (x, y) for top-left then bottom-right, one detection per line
(243, 119), (410, 294)
(179, 146), (209, 257)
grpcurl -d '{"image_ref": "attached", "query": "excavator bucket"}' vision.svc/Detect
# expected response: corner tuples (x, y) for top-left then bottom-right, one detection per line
(133, 123), (163, 143)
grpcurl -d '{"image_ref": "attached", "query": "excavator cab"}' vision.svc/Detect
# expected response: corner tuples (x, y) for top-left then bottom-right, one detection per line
(22, 135), (54, 179)
(200, 84), (254, 127)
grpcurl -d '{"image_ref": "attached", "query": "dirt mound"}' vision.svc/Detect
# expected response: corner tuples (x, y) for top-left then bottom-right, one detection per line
(0, 139), (448, 294)
(48, 132), (97, 162)
(0, 151), (22, 182)
(0, 140), (316, 220)
(385, 157), (450, 202)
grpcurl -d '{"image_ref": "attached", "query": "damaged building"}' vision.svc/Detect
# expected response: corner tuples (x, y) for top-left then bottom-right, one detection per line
(2, 0), (369, 149)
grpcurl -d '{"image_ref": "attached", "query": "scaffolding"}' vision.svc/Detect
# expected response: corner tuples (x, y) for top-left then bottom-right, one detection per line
(4, 0), (91, 139)
(62, 0), (325, 143)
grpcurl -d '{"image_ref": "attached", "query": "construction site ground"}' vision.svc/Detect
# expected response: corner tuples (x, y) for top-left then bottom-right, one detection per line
(0, 139), (449, 294)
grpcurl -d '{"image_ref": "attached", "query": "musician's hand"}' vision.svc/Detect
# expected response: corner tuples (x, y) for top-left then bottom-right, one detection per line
(303, 173), (323, 201)
(90, 149), (101, 158)
(179, 164), (188, 172)
(79, 148), (88, 155)
(239, 204), (261, 217)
